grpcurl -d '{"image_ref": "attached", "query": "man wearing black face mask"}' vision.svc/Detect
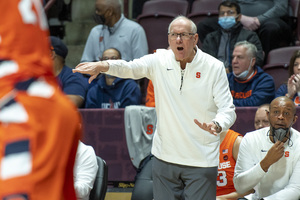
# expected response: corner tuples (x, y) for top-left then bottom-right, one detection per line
(233, 96), (300, 200)
(81, 0), (148, 63)
(201, 1), (264, 73)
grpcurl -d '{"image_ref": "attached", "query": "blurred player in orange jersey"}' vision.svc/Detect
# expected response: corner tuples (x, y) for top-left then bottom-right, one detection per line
(0, 0), (81, 199)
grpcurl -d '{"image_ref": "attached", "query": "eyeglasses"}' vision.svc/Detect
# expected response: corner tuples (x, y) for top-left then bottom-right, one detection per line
(101, 56), (119, 61)
(168, 32), (195, 40)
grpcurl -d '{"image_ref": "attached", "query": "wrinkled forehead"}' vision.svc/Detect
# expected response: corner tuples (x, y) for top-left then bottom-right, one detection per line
(169, 19), (191, 33)
(256, 108), (268, 118)
(102, 49), (120, 58)
(95, 0), (106, 9)
(271, 100), (295, 113)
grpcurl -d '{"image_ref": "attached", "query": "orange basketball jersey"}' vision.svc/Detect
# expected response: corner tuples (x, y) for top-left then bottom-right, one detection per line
(217, 129), (242, 196)
(0, 0), (54, 97)
(0, 1), (81, 199)
(0, 78), (81, 200)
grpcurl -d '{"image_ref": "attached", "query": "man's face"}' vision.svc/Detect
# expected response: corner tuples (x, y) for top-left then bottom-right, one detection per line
(95, 0), (108, 25)
(219, 5), (239, 21)
(268, 99), (297, 130)
(254, 107), (270, 130)
(232, 45), (253, 76)
(101, 49), (120, 61)
(168, 19), (198, 62)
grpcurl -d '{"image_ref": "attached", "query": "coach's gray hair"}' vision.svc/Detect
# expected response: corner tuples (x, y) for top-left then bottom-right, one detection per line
(168, 16), (197, 34)
(234, 41), (257, 58)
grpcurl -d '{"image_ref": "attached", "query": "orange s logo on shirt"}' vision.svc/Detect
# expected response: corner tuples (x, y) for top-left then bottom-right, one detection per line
(196, 72), (201, 78)
(285, 151), (289, 157)
(146, 124), (154, 135)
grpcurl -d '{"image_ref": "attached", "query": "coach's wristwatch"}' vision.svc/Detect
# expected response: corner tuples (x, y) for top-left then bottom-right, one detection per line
(212, 120), (222, 133)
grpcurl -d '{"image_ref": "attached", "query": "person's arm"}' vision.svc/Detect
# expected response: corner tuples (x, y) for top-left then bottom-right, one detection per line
(234, 138), (284, 194)
(73, 61), (109, 83)
(233, 73), (275, 106)
(217, 190), (254, 200)
(74, 143), (98, 199)
(211, 62), (237, 132)
(74, 51), (157, 84)
(60, 70), (89, 108)
(67, 95), (85, 108)
(195, 62), (236, 135)
(217, 136), (254, 200)
(194, 121), (221, 136)
(85, 86), (101, 108)
(262, 158), (300, 200)
(256, 0), (288, 24)
(81, 27), (101, 62)
(119, 80), (142, 108)
(43, 0), (56, 14)
(233, 135), (266, 194)
(275, 84), (288, 98)
(240, 0), (288, 30)
(286, 74), (300, 99)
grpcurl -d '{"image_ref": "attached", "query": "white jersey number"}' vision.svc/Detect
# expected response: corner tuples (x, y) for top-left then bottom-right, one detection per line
(18, 0), (48, 30)
(217, 170), (228, 187)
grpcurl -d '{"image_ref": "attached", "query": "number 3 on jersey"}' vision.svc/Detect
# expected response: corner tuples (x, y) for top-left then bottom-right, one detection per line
(217, 170), (228, 187)
(19, 0), (48, 30)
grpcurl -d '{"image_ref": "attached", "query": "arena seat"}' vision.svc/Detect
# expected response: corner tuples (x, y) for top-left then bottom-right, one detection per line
(89, 156), (108, 200)
(263, 46), (300, 90)
(137, 0), (189, 53)
(187, 0), (221, 25)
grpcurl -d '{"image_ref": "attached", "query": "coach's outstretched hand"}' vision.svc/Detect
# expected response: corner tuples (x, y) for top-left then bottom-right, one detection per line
(73, 61), (109, 83)
(194, 120), (220, 136)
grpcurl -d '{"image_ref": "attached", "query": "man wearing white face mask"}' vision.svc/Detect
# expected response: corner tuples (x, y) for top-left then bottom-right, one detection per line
(227, 41), (275, 106)
(202, 1), (264, 73)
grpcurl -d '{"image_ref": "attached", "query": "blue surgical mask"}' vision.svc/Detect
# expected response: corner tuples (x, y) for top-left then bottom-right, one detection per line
(218, 16), (236, 30)
(233, 58), (253, 79)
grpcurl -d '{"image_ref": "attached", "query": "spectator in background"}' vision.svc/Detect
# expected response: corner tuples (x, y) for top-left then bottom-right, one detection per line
(50, 36), (89, 108)
(85, 48), (141, 108)
(43, 0), (56, 15)
(74, 141), (98, 200)
(217, 129), (253, 200)
(81, 0), (148, 62)
(202, 1), (264, 73)
(132, 0), (149, 19)
(0, 1), (81, 199)
(240, 103), (270, 200)
(228, 41), (275, 106)
(254, 104), (270, 130)
(198, 0), (292, 61)
(233, 96), (300, 199)
(276, 50), (300, 106)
